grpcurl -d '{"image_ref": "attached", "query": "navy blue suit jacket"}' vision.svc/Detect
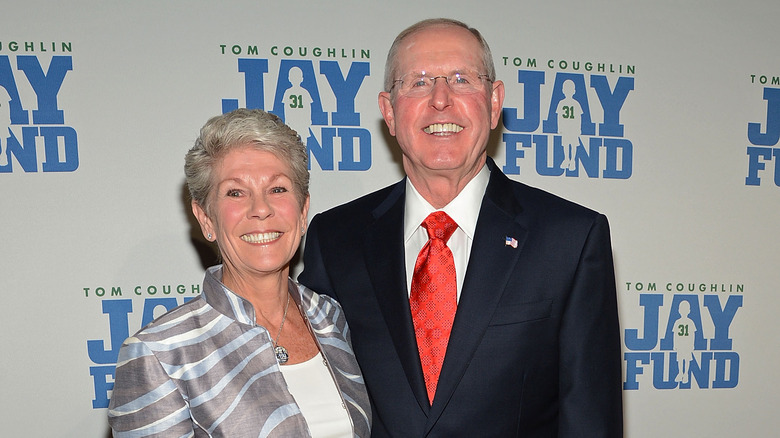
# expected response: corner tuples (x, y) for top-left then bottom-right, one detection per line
(299, 158), (623, 437)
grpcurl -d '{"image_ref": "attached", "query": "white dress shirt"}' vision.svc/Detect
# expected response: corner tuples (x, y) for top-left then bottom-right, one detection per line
(403, 164), (490, 302)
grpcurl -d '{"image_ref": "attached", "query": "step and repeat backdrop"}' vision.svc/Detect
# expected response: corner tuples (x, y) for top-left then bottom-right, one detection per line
(2, 1), (778, 436)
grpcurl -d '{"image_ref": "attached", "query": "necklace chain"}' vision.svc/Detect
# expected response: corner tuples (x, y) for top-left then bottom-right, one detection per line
(272, 293), (291, 364)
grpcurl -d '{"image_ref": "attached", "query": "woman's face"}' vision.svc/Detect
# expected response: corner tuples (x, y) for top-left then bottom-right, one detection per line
(192, 146), (309, 280)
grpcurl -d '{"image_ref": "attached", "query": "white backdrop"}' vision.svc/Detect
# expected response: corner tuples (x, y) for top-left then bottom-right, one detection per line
(2, 1), (778, 436)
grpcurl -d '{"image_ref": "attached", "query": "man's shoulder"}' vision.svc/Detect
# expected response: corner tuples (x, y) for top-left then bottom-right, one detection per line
(492, 169), (602, 221)
(486, 156), (601, 220)
(521, 181), (598, 215)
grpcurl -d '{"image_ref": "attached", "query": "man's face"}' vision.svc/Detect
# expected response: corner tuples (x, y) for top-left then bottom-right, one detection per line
(379, 25), (504, 183)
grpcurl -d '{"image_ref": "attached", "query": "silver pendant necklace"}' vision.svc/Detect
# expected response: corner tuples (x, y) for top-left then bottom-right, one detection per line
(272, 293), (291, 364)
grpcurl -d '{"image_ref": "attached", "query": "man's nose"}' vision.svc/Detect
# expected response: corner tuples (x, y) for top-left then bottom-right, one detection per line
(428, 77), (453, 109)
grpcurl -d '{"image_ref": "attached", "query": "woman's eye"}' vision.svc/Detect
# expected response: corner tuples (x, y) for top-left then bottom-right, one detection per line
(271, 186), (288, 194)
(226, 189), (241, 197)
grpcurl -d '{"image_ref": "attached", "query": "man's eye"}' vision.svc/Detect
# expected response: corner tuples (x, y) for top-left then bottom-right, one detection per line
(410, 78), (428, 88)
(453, 75), (471, 84)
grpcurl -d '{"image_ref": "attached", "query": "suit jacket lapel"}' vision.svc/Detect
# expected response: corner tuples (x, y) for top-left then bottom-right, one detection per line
(362, 180), (431, 413)
(426, 159), (529, 428)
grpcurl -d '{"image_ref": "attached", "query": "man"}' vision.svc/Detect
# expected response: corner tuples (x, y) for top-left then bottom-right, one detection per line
(299, 18), (623, 437)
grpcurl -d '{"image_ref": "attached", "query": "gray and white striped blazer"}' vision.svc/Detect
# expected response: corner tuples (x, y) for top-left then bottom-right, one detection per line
(108, 265), (371, 437)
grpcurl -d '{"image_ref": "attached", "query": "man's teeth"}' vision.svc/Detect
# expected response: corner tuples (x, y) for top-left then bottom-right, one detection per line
(424, 123), (463, 134)
(241, 232), (282, 243)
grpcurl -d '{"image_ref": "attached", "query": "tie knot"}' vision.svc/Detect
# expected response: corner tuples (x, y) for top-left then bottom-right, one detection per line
(422, 211), (457, 242)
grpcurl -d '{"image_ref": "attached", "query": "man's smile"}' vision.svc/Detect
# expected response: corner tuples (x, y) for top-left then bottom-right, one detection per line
(423, 123), (464, 135)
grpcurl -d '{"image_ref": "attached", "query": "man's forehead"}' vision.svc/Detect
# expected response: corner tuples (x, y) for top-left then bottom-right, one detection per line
(396, 28), (483, 71)
(401, 25), (479, 49)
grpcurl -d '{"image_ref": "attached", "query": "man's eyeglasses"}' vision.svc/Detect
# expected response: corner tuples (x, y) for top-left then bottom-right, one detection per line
(391, 71), (492, 97)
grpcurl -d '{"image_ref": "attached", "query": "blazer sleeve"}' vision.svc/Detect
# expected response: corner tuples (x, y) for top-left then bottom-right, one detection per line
(108, 338), (195, 437)
(558, 214), (624, 437)
(299, 213), (338, 300)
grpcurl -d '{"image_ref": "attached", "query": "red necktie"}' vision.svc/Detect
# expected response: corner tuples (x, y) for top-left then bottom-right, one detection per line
(410, 211), (458, 404)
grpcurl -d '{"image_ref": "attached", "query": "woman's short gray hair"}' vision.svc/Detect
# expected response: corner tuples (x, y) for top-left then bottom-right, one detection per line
(184, 108), (310, 214)
(383, 18), (497, 93)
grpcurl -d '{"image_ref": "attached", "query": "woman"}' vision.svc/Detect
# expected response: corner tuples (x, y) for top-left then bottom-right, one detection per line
(108, 109), (371, 437)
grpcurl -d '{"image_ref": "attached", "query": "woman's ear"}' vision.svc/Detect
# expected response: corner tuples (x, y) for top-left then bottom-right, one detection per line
(301, 195), (310, 234)
(192, 200), (215, 241)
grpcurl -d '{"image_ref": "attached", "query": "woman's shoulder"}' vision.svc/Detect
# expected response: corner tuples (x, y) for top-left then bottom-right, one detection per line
(292, 279), (344, 319)
(294, 279), (337, 305)
(131, 296), (210, 342)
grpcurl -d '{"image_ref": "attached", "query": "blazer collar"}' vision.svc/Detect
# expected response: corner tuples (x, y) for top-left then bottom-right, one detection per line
(362, 180), (432, 413)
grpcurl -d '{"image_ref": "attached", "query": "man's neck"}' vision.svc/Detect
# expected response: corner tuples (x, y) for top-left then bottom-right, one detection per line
(405, 158), (485, 209)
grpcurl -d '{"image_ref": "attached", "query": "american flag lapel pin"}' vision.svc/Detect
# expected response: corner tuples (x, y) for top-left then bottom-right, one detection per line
(505, 236), (518, 248)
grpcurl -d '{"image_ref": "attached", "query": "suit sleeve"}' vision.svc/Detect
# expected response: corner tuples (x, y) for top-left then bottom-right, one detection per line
(299, 213), (338, 300)
(559, 214), (623, 437)
(108, 338), (195, 437)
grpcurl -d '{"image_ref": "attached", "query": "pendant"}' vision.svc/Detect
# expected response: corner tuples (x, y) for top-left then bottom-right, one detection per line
(274, 345), (289, 364)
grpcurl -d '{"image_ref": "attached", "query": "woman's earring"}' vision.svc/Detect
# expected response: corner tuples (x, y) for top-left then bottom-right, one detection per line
(207, 233), (213, 240)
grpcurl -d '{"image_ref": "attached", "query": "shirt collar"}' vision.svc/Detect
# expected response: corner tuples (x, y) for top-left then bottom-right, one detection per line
(202, 265), (257, 326)
(404, 164), (490, 242)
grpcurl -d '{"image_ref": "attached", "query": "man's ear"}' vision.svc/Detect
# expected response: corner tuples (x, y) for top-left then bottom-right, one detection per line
(378, 91), (397, 136)
(490, 80), (505, 130)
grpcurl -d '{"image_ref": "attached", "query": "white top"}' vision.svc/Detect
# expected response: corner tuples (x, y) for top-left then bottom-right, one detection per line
(404, 164), (491, 301)
(280, 352), (353, 438)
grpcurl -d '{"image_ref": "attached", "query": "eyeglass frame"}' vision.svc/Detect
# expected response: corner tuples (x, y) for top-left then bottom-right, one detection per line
(390, 70), (494, 97)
